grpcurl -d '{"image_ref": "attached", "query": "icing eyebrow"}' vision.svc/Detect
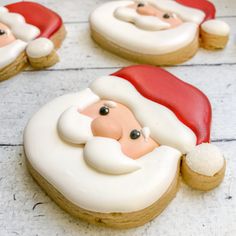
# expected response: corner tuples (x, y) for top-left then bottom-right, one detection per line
(141, 127), (150, 140)
(104, 101), (117, 108)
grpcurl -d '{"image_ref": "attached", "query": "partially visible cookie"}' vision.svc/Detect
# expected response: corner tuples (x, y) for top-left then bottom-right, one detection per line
(90, 0), (230, 65)
(0, 2), (66, 81)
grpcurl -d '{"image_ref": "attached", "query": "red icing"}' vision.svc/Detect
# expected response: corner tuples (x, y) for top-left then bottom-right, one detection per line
(175, 0), (216, 21)
(6, 1), (62, 38)
(112, 65), (212, 145)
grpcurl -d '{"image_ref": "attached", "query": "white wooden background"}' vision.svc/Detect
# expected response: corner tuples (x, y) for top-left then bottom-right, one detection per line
(0, 0), (236, 235)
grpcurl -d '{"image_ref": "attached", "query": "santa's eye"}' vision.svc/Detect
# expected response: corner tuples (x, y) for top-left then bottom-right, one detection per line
(130, 129), (141, 140)
(163, 13), (171, 19)
(0, 29), (6, 36)
(99, 106), (109, 115)
(137, 3), (145, 8)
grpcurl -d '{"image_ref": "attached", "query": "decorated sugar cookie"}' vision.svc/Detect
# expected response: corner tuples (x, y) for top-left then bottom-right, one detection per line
(90, 0), (230, 65)
(24, 65), (225, 228)
(0, 2), (66, 81)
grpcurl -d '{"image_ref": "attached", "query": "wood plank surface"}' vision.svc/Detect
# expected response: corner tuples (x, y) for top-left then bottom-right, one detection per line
(0, 0), (236, 235)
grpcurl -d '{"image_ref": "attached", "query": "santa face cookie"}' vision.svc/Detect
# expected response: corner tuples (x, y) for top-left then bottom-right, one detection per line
(0, 2), (66, 81)
(24, 65), (225, 228)
(90, 0), (230, 65)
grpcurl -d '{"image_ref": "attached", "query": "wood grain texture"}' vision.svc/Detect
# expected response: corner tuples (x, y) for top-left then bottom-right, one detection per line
(0, 0), (236, 235)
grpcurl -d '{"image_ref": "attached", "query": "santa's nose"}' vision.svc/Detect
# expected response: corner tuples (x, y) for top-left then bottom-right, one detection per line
(91, 117), (122, 140)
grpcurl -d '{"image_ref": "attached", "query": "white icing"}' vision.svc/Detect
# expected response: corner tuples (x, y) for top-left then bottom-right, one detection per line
(141, 127), (150, 140)
(90, 1), (199, 55)
(57, 106), (94, 144)
(11, 23), (40, 42)
(84, 137), (141, 175)
(0, 12), (40, 42)
(104, 100), (117, 108)
(0, 39), (27, 69)
(186, 143), (224, 176)
(148, 0), (205, 24)
(201, 20), (230, 36)
(24, 91), (181, 212)
(115, 7), (171, 31)
(90, 76), (197, 154)
(0, 7), (8, 13)
(57, 88), (99, 144)
(0, 12), (25, 25)
(26, 38), (54, 58)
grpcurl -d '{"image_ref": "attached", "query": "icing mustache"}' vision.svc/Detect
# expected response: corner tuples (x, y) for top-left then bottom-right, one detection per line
(57, 106), (141, 175)
(57, 106), (93, 144)
(84, 137), (141, 175)
(114, 7), (171, 31)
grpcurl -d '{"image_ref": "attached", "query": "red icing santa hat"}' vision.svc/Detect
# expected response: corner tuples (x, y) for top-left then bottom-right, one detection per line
(90, 65), (224, 177)
(0, 2), (63, 58)
(5, 1), (62, 38)
(175, 0), (216, 21)
(112, 65), (211, 145)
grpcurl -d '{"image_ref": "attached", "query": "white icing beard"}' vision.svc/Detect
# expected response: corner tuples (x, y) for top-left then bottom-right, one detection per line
(0, 39), (27, 69)
(114, 7), (171, 31)
(24, 89), (181, 213)
(90, 1), (199, 55)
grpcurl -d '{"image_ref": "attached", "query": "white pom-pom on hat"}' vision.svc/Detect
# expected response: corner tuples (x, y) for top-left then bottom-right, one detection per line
(185, 143), (224, 176)
(26, 37), (54, 58)
(201, 19), (230, 36)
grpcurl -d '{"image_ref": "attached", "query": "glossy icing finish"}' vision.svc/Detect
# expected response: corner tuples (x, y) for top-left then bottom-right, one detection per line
(90, 0), (199, 55)
(26, 37), (54, 58)
(0, 39), (27, 69)
(24, 91), (181, 212)
(112, 65), (212, 145)
(0, 22), (16, 47)
(82, 100), (159, 159)
(175, 0), (215, 21)
(6, 1), (63, 38)
(201, 19), (230, 36)
(90, 76), (197, 154)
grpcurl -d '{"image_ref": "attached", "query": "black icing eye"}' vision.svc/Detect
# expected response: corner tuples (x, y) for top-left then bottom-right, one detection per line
(163, 13), (170, 19)
(99, 106), (109, 115)
(137, 3), (145, 7)
(130, 129), (141, 140)
(0, 29), (6, 36)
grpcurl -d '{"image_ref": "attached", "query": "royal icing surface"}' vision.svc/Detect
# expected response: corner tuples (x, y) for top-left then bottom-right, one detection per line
(0, 6), (8, 13)
(90, 76), (197, 154)
(90, 1), (199, 55)
(0, 12), (40, 42)
(201, 19), (230, 36)
(0, 2), (64, 68)
(186, 143), (224, 176)
(115, 7), (171, 31)
(24, 90), (181, 213)
(0, 39), (27, 69)
(84, 137), (141, 175)
(26, 37), (54, 58)
(112, 65), (212, 145)
(6, 2), (62, 38)
(148, 0), (205, 24)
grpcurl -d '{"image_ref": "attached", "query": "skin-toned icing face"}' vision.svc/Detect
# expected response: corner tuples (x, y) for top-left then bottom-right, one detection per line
(0, 23), (16, 47)
(130, 3), (183, 28)
(82, 100), (159, 159)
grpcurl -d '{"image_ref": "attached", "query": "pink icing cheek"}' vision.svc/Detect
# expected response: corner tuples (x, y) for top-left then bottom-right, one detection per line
(119, 136), (159, 160)
(136, 5), (158, 16)
(164, 17), (183, 28)
(91, 117), (122, 140)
